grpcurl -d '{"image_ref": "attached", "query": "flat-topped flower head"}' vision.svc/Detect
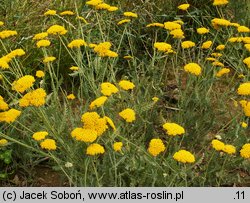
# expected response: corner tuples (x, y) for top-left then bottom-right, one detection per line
(117, 19), (131, 25)
(216, 68), (230, 77)
(89, 96), (108, 109)
(202, 41), (212, 49)
(0, 109), (21, 123)
(197, 27), (209, 34)
(19, 88), (47, 107)
(119, 108), (136, 122)
(222, 145), (236, 155)
(163, 122), (185, 136)
(213, 0), (229, 6)
(148, 138), (166, 157)
(71, 128), (97, 143)
(47, 25), (67, 35)
(184, 63), (202, 76)
(67, 94), (75, 100)
(36, 70), (45, 78)
(68, 39), (87, 48)
(33, 32), (48, 40)
(36, 39), (51, 48)
(40, 139), (57, 150)
(113, 142), (123, 152)
(60, 11), (74, 16)
(237, 82), (250, 95)
(123, 12), (138, 18)
(43, 56), (56, 63)
(212, 139), (225, 151)
(181, 41), (195, 49)
(178, 4), (190, 11)
(118, 80), (135, 90)
(44, 10), (56, 16)
(154, 42), (172, 52)
(12, 75), (35, 93)
(86, 143), (105, 155)
(173, 150), (195, 163)
(240, 143), (250, 158)
(0, 30), (17, 39)
(32, 131), (48, 141)
(170, 29), (184, 39)
(243, 57), (250, 68)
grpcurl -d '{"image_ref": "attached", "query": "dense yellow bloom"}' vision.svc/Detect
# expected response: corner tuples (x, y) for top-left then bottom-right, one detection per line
(164, 22), (181, 31)
(211, 53), (222, 58)
(123, 55), (133, 59)
(243, 37), (250, 44)
(173, 150), (195, 163)
(86, 143), (105, 155)
(0, 30), (17, 39)
(148, 139), (166, 156)
(240, 143), (250, 158)
(212, 139), (225, 151)
(44, 10), (56, 16)
(117, 19), (131, 25)
(238, 26), (250, 33)
(177, 4), (190, 11)
(216, 68), (230, 77)
(19, 88), (47, 107)
(0, 139), (8, 146)
(0, 21), (4, 26)
(223, 145), (236, 154)
(40, 139), (57, 150)
(237, 82), (250, 95)
(81, 112), (108, 136)
(241, 122), (248, 128)
(245, 44), (250, 52)
(206, 57), (217, 61)
(181, 41), (195, 49)
(239, 100), (250, 117)
(213, 0), (229, 6)
(243, 57), (250, 68)
(47, 25), (67, 35)
(104, 116), (116, 131)
(230, 22), (240, 27)
(43, 56), (56, 63)
(60, 11), (74, 16)
(101, 82), (119, 96)
(93, 42), (118, 57)
(170, 29), (184, 39)
(12, 75), (35, 93)
(70, 66), (79, 71)
(119, 108), (136, 122)
(119, 80), (135, 90)
(154, 42), (172, 53)
(212, 18), (231, 27)
(228, 37), (243, 43)
(86, 0), (103, 6)
(197, 27), (209, 34)
(163, 122), (185, 136)
(152, 97), (159, 102)
(201, 41), (212, 49)
(33, 32), (48, 40)
(0, 58), (9, 69)
(216, 45), (225, 51)
(146, 23), (164, 28)
(32, 131), (48, 141)
(95, 3), (111, 10)
(184, 63), (202, 76)
(0, 97), (9, 111)
(89, 96), (108, 109)
(68, 39), (87, 48)
(113, 142), (123, 152)
(0, 109), (21, 123)
(36, 39), (51, 48)
(36, 70), (45, 78)
(71, 128), (97, 143)
(76, 16), (89, 24)
(123, 12), (138, 18)
(67, 94), (75, 100)
(212, 61), (224, 67)
(108, 6), (119, 12)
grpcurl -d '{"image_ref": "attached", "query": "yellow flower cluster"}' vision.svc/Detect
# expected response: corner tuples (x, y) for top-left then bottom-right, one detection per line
(44, 10), (57, 16)
(101, 82), (119, 96)
(237, 82), (250, 95)
(124, 12), (138, 18)
(36, 70), (45, 78)
(213, 0), (229, 6)
(67, 94), (76, 100)
(0, 49), (25, 70)
(117, 19), (131, 25)
(32, 131), (49, 141)
(212, 18), (231, 28)
(148, 138), (166, 156)
(71, 128), (98, 143)
(118, 80), (135, 90)
(197, 27), (209, 34)
(113, 142), (123, 152)
(12, 75), (35, 93)
(239, 100), (250, 116)
(154, 42), (173, 53)
(181, 41), (195, 49)
(43, 56), (56, 63)
(173, 150), (195, 163)
(68, 39), (87, 48)
(0, 139), (8, 146)
(19, 88), (47, 107)
(240, 143), (250, 159)
(93, 42), (118, 57)
(184, 63), (202, 76)
(33, 32), (48, 40)
(0, 96), (9, 111)
(216, 45), (225, 51)
(238, 26), (250, 33)
(0, 30), (17, 39)
(146, 23), (164, 28)
(86, 143), (105, 155)
(86, 0), (118, 12)
(216, 68), (230, 77)
(60, 10), (74, 16)
(177, 4), (190, 11)
(211, 139), (236, 154)
(0, 21), (4, 26)
(89, 96), (108, 109)
(36, 39), (51, 48)
(243, 57), (250, 68)
(0, 108), (21, 123)
(163, 122), (185, 136)
(202, 41), (213, 49)
(69, 66), (79, 71)
(119, 108), (136, 122)
(47, 25), (67, 35)
(40, 139), (57, 150)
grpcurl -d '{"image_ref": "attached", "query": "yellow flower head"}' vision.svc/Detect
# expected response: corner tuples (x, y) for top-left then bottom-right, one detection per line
(86, 143), (105, 155)
(60, 11), (75, 16)
(108, 6), (119, 12)
(0, 109), (21, 123)
(148, 138), (166, 156)
(123, 12), (138, 18)
(163, 122), (185, 136)
(154, 42), (172, 52)
(173, 150), (195, 163)
(202, 41), (212, 49)
(86, 0), (103, 6)
(146, 23), (164, 28)
(33, 32), (48, 40)
(240, 143), (250, 159)
(104, 116), (116, 131)
(0, 97), (9, 111)
(119, 108), (136, 123)
(0, 139), (8, 146)
(181, 41), (195, 49)
(71, 128), (97, 143)
(241, 122), (248, 128)
(44, 10), (57, 16)
(19, 88), (46, 107)
(32, 131), (48, 141)
(237, 82), (250, 95)
(178, 4), (190, 11)
(170, 29), (184, 39)
(36, 39), (51, 48)
(89, 96), (108, 109)
(243, 57), (250, 68)
(68, 39), (87, 48)
(95, 3), (111, 10)
(43, 56), (56, 63)
(216, 68), (230, 77)
(70, 66), (79, 71)
(40, 139), (57, 150)
(216, 45), (225, 51)
(164, 22), (181, 31)
(47, 25), (67, 35)
(113, 142), (123, 152)
(12, 75), (35, 93)
(223, 144), (236, 155)
(67, 94), (76, 100)
(197, 27), (209, 34)
(212, 139), (225, 151)
(152, 97), (159, 102)
(101, 82), (119, 96)
(119, 80), (135, 90)
(213, 0), (229, 6)
(36, 70), (45, 78)
(184, 63), (202, 76)
(0, 30), (17, 39)
(117, 19), (131, 25)
(0, 21), (4, 26)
